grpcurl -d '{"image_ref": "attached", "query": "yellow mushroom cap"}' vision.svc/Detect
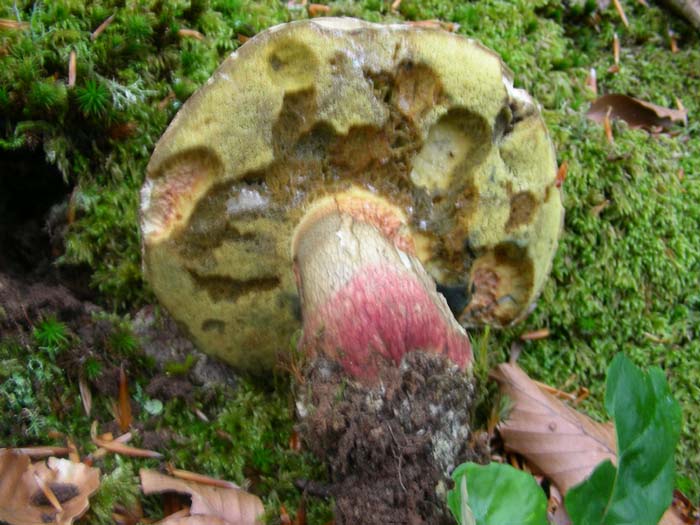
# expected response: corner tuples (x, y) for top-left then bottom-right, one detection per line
(141, 18), (563, 373)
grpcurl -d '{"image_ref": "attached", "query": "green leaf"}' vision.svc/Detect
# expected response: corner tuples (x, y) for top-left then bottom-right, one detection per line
(143, 398), (163, 416)
(448, 462), (547, 525)
(566, 354), (681, 525)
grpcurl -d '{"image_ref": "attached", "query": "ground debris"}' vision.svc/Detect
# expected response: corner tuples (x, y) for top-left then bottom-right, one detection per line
(297, 351), (485, 525)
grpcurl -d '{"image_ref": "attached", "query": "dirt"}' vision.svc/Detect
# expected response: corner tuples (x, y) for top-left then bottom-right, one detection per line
(297, 351), (488, 525)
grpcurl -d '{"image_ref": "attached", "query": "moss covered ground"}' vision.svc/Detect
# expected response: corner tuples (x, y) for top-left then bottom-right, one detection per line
(1, 0), (699, 519)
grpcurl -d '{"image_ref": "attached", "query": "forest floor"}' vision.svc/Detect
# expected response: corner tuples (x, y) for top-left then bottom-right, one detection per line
(1, 0), (699, 522)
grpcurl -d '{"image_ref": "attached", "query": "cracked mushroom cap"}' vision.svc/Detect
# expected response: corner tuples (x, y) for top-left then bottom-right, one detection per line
(141, 18), (564, 373)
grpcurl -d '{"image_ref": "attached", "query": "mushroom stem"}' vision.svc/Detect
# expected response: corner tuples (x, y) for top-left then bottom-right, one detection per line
(292, 189), (472, 383)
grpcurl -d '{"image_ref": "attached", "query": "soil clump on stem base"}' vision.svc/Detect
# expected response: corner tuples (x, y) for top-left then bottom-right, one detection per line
(297, 351), (487, 525)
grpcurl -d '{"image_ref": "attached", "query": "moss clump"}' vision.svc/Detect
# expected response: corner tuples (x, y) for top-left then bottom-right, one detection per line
(2, 0), (699, 505)
(0, 0), (289, 308)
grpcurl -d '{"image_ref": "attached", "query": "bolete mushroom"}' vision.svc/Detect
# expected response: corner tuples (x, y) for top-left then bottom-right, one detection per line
(141, 18), (563, 375)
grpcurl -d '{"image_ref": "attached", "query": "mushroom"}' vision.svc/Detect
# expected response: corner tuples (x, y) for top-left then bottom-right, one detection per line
(140, 18), (563, 375)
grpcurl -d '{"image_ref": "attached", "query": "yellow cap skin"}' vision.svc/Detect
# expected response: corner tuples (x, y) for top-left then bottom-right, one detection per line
(141, 18), (563, 373)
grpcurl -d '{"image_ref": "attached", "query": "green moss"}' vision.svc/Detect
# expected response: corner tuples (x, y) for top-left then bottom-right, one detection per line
(159, 377), (332, 521)
(2, 0), (699, 506)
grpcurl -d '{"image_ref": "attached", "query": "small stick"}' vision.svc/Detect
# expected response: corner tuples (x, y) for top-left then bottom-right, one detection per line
(10, 446), (70, 457)
(66, 438), (81, 463)
(613, 32), (620, 65)
(590, 199), (611, 216)
(585, 68), (597, 96)
(533, 380), (578, 402)
(669, 30), (679, 53)
(33, 471), (63, 512)
(68, 50), (77, 88)
(78, 374), (91, 416)
(604, 106), (614, 144)
(675, 97), (685, 113)
(92, 435), (163, 458)
(0, 18), (29, 30)
(612, 0), (629, 27)
(555, 161), (568, 188)
(91, 13), (115, 41)
(520, 328), (550, 341)
(280, 504), (292, 525)
(165, 463), (241, 489)
(391, 0), (402, 11)
(177, 28), (205, 41)
(574, 387), (590, 405)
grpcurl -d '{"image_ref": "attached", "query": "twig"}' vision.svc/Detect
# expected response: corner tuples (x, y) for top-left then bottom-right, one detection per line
(68, 49), (77, 88)
(556, 161), (568, 188)
(9, 446), (70, 457)
(520, 328), (550, 341)
(585, 67), (597, 96)
(177, 28), (205, 41)
(613, 0), (630, 27)
(91, 13), (114, 41)
(33, 471), (63, 512)
(385, 423), (406, 493)
(165, 463), (240, 489)
(604, 106), (614, 143)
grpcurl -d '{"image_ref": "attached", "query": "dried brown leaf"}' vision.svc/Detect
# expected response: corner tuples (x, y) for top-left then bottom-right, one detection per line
(140, 469), (263, 525)
(491, 362), (616, 495)
(0, 449), (100, 525)
(587, 94), (688, 131)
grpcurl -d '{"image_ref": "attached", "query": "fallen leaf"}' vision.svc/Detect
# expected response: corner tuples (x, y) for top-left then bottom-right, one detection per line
(140, 469), (263, 525)
(0, 449), (100, 525)
(494, 362), (692, 523)
(587, 94), (688, 131)
(491, 362), (616, 495)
